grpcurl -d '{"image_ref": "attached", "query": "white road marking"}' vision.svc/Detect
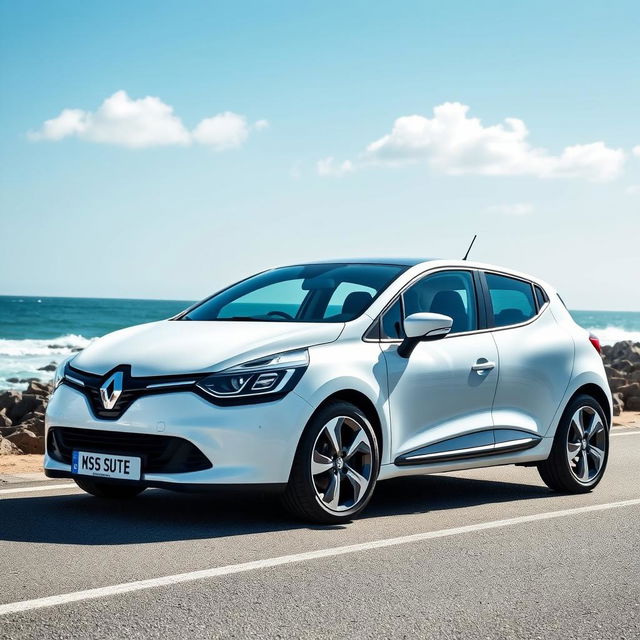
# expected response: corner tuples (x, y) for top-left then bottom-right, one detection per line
(1, 497), (639, 617)
(0, 483), (77, 496)
(611, 431), (640, 437)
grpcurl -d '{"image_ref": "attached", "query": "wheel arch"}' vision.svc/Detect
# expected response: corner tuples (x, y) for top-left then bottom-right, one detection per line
(565, 383), (612, 429)
(307, 389), (384, 460)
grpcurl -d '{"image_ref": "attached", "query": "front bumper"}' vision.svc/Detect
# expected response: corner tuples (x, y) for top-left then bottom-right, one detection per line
(44, 384), (314, 486)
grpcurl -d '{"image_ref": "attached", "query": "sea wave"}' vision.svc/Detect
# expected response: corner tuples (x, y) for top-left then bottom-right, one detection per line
(0, 334), (94, 390)
(585, 326), (640, 346)
(0, 334), (92, 357)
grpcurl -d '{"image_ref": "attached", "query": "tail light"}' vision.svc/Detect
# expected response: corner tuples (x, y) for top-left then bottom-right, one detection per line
(589, 333), (602, 354)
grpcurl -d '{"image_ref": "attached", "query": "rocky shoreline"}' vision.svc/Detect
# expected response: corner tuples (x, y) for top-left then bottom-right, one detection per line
(1, 340), (639, 455)
(0, 380), (50, 454)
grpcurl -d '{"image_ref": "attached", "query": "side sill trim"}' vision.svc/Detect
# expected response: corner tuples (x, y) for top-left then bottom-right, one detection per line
(395, 436), (541, 466)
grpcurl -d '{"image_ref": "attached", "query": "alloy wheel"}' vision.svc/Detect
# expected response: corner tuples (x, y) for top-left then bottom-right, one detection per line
(311, 416), (373, 512)
(566, 405), (607, 484)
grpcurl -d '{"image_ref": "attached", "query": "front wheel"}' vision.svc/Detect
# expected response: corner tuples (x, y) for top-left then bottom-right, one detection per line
(283, 401), (380, 524)
(537, 395), (609, 493)
(74, 477), (146, 499)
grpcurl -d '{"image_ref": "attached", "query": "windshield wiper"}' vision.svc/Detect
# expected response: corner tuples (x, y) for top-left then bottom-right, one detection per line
(225, 316), (263, 321)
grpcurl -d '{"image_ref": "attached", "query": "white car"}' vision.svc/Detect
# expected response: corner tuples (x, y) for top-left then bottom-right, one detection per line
(45, 259), (612, 523)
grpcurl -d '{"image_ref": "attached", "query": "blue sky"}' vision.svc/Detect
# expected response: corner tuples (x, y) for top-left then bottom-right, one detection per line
(1, 0), (639, 310)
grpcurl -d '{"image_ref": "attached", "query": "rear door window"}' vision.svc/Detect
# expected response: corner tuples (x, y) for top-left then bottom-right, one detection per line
(485, 273), (536, 328)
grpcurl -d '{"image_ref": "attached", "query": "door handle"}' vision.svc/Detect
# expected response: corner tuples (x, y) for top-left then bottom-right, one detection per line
(471, 360), (496, 373)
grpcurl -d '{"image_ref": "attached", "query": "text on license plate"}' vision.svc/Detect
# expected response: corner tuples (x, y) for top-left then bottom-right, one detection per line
(72, 451), (142, 480)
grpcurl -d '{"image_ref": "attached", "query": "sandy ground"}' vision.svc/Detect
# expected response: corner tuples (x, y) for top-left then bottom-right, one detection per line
(613, 410), (640, 428)
(0, 454), (44, 475)
(1, 412), (639, 476)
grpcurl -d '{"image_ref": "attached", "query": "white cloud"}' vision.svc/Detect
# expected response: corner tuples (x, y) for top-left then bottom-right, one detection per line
(29, 108), (88, 141)
(254, 119), (269, 131)
(633, 145), (640, 157)
(316, 157), (354, 177)
(322, 102), (625, 181)
(29, 91), (265, 150)
(192, 112), (249, 150)
(486, 203), (534, 216)
(626, 185), (640, 195)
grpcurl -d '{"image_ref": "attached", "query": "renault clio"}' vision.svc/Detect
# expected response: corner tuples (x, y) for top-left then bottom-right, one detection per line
(45, 259), (611, 523)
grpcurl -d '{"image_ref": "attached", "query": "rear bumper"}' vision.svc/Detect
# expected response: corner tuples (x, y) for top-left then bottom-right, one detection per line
(44, 383), (314, 486)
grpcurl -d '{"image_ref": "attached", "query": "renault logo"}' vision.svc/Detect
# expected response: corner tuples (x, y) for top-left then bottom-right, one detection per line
(100, 371), (124, 410)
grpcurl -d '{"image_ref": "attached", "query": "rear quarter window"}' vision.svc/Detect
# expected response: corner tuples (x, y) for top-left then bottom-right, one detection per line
(486, 273), (536, 328)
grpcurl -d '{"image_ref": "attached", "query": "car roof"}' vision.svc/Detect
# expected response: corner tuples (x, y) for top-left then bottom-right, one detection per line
(287, 257), (437, 267)
(279, 258), (553, 291)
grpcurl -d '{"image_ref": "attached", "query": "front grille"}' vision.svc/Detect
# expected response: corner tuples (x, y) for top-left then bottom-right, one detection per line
(65, 365), (201, 420)
(48, 427), (212, 474)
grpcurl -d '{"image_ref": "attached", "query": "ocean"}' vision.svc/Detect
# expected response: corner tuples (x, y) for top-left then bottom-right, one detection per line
(1, 295), (639, 390)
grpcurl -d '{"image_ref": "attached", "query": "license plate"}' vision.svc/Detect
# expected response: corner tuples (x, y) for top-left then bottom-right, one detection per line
(72, 451), (142, 481)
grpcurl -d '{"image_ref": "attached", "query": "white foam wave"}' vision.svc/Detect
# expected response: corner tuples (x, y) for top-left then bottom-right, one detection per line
(586, 326), (640, 346)
(0, 334), (92, 357)
(0, 334), (95, 390)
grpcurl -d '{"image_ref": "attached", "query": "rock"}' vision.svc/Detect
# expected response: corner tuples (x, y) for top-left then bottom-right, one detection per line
(604, 365), (623, 378)
(0, 408), (12, 428)
(612, 392), (624, 416)
(6, 429), (44, 454)
(26, 381), (51, 397)
(6, 377), (20, 383)
(608, 341), (640, 362)
(628, 370), (640, 384)
(612, 359), (635, 373)
(625, 396), (640, 412)
(6, 393), (40, 424)
(38, 362), (57, 372)
(618, 383), (640, 401)
(0, 435), (22, 455)
(20, 415), (45, 437)
(607, 377), (627, 393)
(0, 390), (22, 413)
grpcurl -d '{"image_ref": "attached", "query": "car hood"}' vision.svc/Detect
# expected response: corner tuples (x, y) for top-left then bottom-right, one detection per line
(71, 320), (345, 377)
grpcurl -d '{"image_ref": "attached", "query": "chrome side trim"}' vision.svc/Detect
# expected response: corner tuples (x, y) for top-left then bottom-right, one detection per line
(403, 443), (496, 462)
(64, 375), (85, 387)
(395, 436), (541, 466)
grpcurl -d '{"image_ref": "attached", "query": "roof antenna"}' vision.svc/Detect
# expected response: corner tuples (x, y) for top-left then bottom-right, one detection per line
(462, 235), (477, 261)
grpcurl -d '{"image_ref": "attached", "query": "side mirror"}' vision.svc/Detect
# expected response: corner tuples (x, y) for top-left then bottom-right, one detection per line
(398, 312), (453, 358)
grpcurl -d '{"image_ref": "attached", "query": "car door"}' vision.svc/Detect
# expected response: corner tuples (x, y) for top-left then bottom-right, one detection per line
(379, 269), (500, 464)
(482, 271), (574, 437)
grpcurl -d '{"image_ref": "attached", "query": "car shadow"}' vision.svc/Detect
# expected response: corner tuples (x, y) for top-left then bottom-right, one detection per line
(0, 473), (553, 546)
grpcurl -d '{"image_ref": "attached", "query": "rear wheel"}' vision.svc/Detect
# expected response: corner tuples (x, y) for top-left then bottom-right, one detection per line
(537, 394), (609, 493)
(283, 401), (380, 524)
(74, 477), (146, 499)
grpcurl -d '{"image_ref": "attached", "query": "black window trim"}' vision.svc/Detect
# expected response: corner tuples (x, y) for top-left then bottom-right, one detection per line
(363, 267), (486, 342)
(364, 266), (552, 342)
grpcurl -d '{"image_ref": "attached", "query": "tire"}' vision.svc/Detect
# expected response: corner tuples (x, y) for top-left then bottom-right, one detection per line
(537, 394), (609, 493)
(74, 477), (146, 499)
(282, 401), (380, 524)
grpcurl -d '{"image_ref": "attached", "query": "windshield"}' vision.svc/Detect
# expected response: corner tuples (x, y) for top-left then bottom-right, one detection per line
(182, 263), (407, 323)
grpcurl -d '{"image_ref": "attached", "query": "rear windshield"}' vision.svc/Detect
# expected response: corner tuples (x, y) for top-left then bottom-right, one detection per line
(182, 263), (407, 323)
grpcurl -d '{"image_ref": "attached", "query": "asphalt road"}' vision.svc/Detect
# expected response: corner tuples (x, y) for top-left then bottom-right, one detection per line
(1, 428), (639, 639)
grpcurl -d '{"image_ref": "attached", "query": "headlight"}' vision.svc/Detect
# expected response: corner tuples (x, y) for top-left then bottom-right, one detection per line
(196, 349), (309, 403)
(52, 355), (75, 390)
